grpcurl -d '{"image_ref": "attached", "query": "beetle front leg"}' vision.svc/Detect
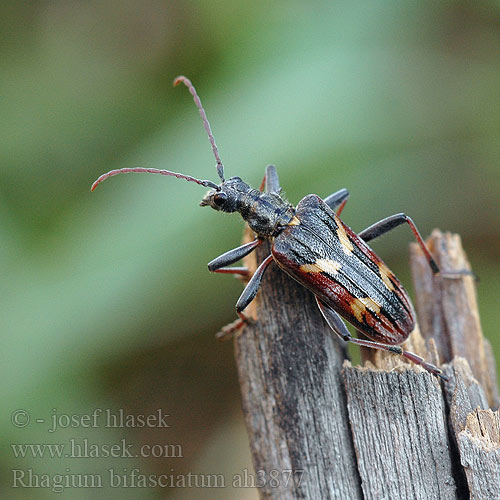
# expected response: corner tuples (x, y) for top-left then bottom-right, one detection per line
(208, 238), (263, 277)
(210, 267), (249, 276)
(324, 188), (349, 216)
(315, 297), (447, 379)
(259, 164), (281, 193)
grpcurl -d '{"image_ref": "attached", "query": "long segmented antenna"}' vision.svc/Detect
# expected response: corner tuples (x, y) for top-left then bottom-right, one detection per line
(91, 167), (219, 192)
(173, 75), (225, 182)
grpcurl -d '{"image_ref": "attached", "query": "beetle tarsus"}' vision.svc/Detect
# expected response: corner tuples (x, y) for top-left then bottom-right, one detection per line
(439, 268), (478, 281)
(215, 311), (252, 340)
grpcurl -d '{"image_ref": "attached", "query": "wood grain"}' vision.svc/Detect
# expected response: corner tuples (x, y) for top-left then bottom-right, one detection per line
(230, 228), (497, 499)
(235, 239), (362, 499)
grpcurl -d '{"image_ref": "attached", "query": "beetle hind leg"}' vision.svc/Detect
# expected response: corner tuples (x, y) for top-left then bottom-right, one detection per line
(350, 337), (447, 380)
(399, 350), (447, 380)
(315, 297), (447, 380)
(315, 296), (351, 341)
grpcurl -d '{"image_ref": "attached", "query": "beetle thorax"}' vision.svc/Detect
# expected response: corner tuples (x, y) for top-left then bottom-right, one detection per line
(200, 176), (295, 237)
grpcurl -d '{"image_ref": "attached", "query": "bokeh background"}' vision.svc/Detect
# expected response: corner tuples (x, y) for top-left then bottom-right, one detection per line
(2, 1), (499, 498)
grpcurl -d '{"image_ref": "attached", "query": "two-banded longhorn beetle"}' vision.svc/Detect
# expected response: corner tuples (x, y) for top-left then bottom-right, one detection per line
(92, 76), (465, 379)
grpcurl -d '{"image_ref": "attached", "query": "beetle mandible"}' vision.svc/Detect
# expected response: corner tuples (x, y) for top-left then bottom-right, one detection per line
(93, 76), (457, 379)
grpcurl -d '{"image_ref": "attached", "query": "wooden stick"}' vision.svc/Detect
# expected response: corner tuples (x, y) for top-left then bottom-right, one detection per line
(235, 236), (362, 499)
(232, 229), (498, 499)
(410, 229), (499, 408)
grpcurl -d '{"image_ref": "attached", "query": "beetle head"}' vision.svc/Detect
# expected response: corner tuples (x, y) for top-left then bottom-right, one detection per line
(200, 176), (250, 213)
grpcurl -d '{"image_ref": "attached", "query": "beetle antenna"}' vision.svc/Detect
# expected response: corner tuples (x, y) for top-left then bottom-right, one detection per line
(91, 167), (219, 192)
(173, 75), (225, 183)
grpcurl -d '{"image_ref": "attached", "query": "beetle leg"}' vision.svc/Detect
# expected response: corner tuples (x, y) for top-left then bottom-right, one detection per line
(211, 267), (249, 277)
(358, 213), (440, 274)
(208, 239), (262, 272)
(265, 165), (280, 192)
(210, 241), (267, 340)
(236, 254), (274, 312)
(216, 255), (274, 341)
(215, 313), (249, 341)
(323, 188), (350, 216)
(315, 297), (447, 379)
(315, 296), (351, 340)
(358, 213), (476, 279)
(351, 338), (447, 380)
(259, 164), (281, 193)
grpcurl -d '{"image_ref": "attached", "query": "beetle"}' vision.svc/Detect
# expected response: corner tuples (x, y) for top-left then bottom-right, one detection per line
(92, 75), (464, 379)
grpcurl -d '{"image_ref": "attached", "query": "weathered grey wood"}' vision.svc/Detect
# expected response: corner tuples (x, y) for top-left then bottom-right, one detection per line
(235, 238), (362, 500)
(232, 226), (498, 500)
(343, 365), (456, 500)
(442, 359), (500, 500)
(409, 230), (499, 408)
(444, 358), (489, 432)
(456, 408), (500, 500)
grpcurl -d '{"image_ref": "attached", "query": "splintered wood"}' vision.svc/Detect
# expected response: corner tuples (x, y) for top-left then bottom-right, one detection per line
(233, 230), (498, 499)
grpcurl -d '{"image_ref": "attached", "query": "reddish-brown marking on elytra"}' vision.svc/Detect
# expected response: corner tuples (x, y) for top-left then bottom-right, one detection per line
(333, 215), (415, 320)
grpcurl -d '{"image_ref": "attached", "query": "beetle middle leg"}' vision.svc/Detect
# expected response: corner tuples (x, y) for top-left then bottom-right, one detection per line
(315, 297), (447, 379)
(358, 213), (440, 273)
(324, 188), (350, 216)
(216, 254), (274, 340)
(236, 254), (274, 313)
(209, 239), (263, 339)
(358, 213), (474, 279)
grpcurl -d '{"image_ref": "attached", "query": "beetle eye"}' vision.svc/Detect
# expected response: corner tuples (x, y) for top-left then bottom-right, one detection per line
(213, 192), (227, 206)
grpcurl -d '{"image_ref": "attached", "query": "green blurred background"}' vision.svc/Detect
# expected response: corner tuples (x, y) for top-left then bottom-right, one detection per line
(1, 1), (499, 498)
